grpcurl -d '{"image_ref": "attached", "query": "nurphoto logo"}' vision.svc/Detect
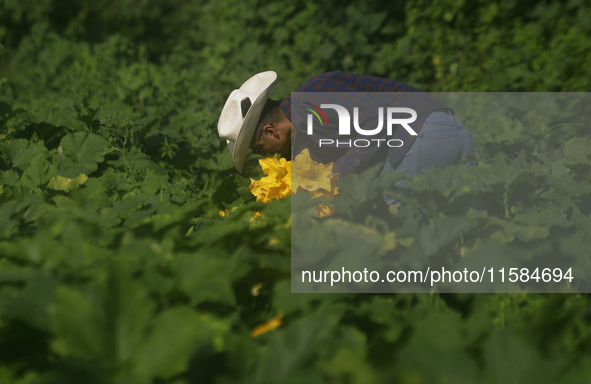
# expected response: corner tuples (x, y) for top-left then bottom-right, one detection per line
(304, 103), (418, 148)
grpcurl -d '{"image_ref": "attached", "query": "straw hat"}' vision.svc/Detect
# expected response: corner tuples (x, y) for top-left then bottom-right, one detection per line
(217, 71), (278, 172)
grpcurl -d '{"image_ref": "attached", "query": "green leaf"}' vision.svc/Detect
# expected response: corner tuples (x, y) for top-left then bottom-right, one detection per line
(107, 151), (168, 177)
(488, 217), (549, 243)
(0, 139), (49, 171)
(212, 174), (252, 206)
(103, 264), (155, 365)
(0, 169), (21, 187)
(483, 331), (561, 384)
(20, 153), (58, 189)
(132, 307), (203, 381)
(0, 274), (57, 330)
(333, 165), (383, 205)
(292, 217), (391, 279)
(416, 216), (477, 258)
(141, 172), (169, 195)
(513, 201), (574, 228)
(174, 251), (243, 305)
(316, 327), (375, 383)
(50, 286), (105, 359)
(28, 101), (87, 132)
(397, 313), (479, 383)
(254, 309), (341, 383)
(564, 136), (591, 164)
(494, 115), (524, 144)
(60, 132), (111, 172)
(191, 220), (250, 246)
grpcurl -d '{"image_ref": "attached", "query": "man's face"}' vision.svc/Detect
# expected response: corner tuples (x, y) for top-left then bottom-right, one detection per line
(250, 119), (292, 159)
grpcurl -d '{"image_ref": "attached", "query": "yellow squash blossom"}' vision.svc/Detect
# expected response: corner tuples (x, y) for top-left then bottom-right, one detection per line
(220, 208), (262, 220)
(292, 149), (333, 194)
(316, 202), (335, 218)
(249, 155), (292, 203)
(292, 149), (339, 216)
(251, 312), (283, 337)
(249, 150), (340, 217)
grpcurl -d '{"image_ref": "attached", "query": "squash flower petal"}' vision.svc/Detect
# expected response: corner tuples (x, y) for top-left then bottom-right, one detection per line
(251, 312), (283, 337)
(292, 149), (334, 193)
(249, 155), (292, 203)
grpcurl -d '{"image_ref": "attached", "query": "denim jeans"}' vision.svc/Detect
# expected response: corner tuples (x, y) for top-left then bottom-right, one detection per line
(382, 110), (473, 192)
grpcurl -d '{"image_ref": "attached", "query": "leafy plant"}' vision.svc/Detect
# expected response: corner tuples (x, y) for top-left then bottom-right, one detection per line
(1, 1), (591, 383)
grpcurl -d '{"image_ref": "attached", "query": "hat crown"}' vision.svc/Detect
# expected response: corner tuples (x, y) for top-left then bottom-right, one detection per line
(217, 89), (260, 142)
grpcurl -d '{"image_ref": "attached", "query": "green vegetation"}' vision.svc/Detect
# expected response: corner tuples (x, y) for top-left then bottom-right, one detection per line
(1, 0), (591, 383)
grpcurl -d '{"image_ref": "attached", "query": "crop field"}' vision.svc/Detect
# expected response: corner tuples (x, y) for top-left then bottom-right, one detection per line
(1, 1), (591, 383)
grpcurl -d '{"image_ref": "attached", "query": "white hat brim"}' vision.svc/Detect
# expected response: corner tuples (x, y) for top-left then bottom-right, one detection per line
(232, 83), (276, 172)
(218, 71), (277, 172)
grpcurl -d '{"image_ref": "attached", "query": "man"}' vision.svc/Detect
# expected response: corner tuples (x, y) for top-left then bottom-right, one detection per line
(218, 71), (472, 177)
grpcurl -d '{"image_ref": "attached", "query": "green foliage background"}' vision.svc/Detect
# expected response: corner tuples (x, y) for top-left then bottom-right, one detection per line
(1, 0), (591, 383)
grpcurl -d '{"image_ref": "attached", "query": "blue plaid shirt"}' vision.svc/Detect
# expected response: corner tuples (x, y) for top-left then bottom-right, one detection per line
(280, 71), (450, 175)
